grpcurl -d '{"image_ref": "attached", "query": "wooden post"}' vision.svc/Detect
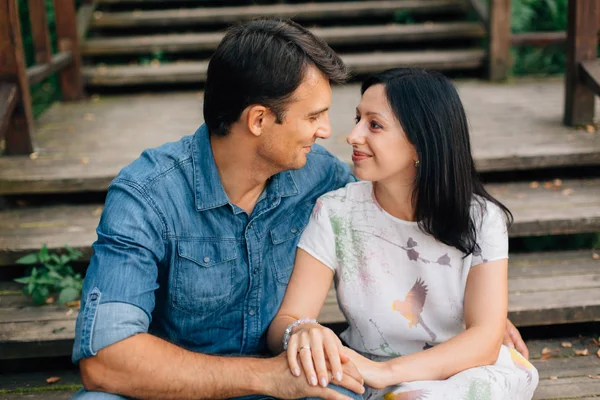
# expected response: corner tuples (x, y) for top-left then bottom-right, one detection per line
(488, 0), (511, 81)
(564, 0), (598, 126)
(0, 0), (35, 155)
(28, 0), (53, 65)
(53, 0), (84, 100)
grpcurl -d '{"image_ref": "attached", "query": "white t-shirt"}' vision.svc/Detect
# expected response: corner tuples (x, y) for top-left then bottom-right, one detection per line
(298, 181), (508, 358)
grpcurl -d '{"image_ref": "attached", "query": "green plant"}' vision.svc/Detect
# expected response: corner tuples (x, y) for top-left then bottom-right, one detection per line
(14, 245), (84, 305)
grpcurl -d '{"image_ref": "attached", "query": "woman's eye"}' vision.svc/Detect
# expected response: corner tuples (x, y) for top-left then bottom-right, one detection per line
(371, 121), (382, 129)
(354, 116), (360, 124)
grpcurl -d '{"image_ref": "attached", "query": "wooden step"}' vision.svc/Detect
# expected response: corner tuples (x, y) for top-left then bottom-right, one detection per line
(82, 22), (486, 55)
(82, 49), (484, 86)
(1, 179), (599, 266)
(89, 0), (465, 28)
(1, 251), (599, 361)
(1, 79), (598, 195)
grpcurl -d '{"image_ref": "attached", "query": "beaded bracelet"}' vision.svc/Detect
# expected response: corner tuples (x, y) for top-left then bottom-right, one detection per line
(282, 317), (319, 351)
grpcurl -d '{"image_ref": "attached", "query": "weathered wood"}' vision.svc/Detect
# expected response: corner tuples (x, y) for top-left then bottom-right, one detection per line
(83, 49), (485, 86)
(467, 0), (488, 28)
(0, 84), (18, 140)
(488, 0), (512, 81)
(0, 0), (35, 155)
(527, 336), (600, 361)
(82, 23), (486, 56)
(534, 377), (600, 399)
(27, 0), (53, 66)
(0, 368), (81, 391)
(26, 51), (74, 86)
(76, 0), (98, 42)
(90, 1), (465, 28)
(580, 59), (600, 97)
(511, 31), (567, 47)
(53, 0), (84, 101)
(532, 356), (600, 380)
(564, 0), (599, 126)
(1, 392), (77, 400)
(1, 79), (599, 194)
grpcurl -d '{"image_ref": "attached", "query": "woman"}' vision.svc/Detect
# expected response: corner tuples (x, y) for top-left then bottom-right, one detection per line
(267, 68), (538, 399)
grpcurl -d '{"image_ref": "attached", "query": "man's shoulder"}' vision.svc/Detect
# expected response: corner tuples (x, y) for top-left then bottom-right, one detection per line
(115, 134), (194, 190)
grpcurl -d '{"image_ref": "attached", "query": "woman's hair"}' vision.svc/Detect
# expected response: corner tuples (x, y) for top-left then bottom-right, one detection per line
(361, 68), (512, 255)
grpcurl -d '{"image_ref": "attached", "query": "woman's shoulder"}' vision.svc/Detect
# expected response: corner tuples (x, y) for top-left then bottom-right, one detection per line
(317, 181), (373, 209)
(470, 196), (506, 227)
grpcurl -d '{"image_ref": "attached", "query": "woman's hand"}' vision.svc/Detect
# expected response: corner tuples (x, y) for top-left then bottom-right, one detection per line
(286, 323), (347, 387)
(342, 347), (392, 390)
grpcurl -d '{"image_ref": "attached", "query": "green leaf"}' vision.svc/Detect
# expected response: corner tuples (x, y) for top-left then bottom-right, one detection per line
(50, 254), (61, 265)
(58, 287), (80, 304)
(60, 254), (70, 265)
(14, 277), (30, 284)
(31, 286), (50, 305)
(39, 245), (49, 263)
(16, 253), (38, 265)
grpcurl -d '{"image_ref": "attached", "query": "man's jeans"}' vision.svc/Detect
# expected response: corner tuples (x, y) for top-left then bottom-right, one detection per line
(71, 384), (363, 400)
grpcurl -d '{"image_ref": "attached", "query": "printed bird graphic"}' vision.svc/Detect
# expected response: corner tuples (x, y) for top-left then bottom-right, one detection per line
(383, 389), (429, 400)
(508, 347), (535, 383)
(392, 278), (437, 342)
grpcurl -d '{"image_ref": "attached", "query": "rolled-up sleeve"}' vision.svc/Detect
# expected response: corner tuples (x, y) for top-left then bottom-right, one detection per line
(72, 179), (166, 364)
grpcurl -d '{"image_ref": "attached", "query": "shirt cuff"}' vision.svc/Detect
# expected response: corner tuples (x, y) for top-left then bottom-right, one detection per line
(72, 294), (150, 364)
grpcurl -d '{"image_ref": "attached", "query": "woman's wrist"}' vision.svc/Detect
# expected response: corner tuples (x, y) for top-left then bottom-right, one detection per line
(380, 359), (400, 388)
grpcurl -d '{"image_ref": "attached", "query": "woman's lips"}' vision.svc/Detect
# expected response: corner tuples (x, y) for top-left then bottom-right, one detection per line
(352, 150), (372, 162)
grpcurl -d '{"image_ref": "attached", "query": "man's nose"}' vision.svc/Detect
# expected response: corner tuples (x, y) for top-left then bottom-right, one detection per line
(316, 114), (331, 139)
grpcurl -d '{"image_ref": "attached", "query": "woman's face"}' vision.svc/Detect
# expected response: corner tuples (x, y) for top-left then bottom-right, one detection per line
(347, 84), (418, 183)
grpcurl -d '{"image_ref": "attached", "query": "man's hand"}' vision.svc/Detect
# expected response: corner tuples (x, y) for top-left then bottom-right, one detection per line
(263, 353), (364, 400)
(503, 318), (529, 359)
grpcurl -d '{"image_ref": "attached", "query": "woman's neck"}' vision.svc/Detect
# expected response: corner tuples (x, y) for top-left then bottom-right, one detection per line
(373, 179), (416, 222)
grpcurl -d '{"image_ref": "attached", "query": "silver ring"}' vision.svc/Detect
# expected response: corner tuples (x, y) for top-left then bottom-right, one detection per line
(299, 345), (311, 352)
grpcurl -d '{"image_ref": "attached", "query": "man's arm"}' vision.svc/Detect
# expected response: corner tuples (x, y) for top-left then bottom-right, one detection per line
(81, 333), (362, 400)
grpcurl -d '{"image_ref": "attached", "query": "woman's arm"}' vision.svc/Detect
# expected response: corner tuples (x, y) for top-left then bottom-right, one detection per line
(353, 258), (508, 389)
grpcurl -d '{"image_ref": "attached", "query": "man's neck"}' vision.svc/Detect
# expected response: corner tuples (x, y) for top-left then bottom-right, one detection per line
(210, 133), (274, 215)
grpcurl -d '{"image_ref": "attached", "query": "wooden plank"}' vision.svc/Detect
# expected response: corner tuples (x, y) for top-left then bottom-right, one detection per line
(26, 51), (74, 86)
(76, 0), (98, 42)
(83, 49), (485, 86)
(467, 0), (488, 28)
(534, 377), (600, 400)
(90, 1), (464, 28)
(580, 59), (600, 97)
(532, 356), (600, 380)
(53, 0), (84, 101)
(28, 0), (53, 66)
(0, 0), (35, 155)
(82, 23), (486, 56)
(0, 320), (75, 359)
(0, 83), (18, 141)
(527, 336), (600, 361)
(564, 0), (599, 126)
(488, 0), (512, 81)
(1, 392), (77, 400)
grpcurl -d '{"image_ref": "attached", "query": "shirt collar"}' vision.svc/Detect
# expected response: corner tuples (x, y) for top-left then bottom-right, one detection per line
(192, 124), (299, 212)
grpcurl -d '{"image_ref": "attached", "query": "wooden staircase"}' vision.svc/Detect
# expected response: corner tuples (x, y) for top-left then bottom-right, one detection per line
(80, 0), (488, 87)
(1, 1), (600, 399)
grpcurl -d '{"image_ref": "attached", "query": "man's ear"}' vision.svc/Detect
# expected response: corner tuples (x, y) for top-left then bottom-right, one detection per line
(246, 105), (270, 137)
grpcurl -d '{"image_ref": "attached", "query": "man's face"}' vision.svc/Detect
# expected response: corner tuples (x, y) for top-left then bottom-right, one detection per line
(258, 65), (332, 171)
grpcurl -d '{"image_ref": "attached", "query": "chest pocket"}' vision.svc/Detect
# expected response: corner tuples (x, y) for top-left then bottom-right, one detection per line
(172, 240), (237, 317)
(270, 205), (312, 285)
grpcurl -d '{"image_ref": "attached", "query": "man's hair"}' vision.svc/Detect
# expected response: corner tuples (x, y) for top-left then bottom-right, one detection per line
(203, 18), (348, 136)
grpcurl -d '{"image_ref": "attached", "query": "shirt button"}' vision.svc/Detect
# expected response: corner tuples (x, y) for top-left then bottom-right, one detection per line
(291, 228), (298, 234)
(248, 309), (256, 316)
(247, 224), (252, 230)
(203, 257), (210, 263)
(253, 268), (259, 275)
(89, 293), (98, 301)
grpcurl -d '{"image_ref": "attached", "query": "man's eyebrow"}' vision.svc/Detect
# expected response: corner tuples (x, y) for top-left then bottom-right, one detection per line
(307, 106), (329, 117)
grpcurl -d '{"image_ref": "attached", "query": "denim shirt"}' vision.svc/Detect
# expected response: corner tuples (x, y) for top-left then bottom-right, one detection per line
(72, 124), (354, 363)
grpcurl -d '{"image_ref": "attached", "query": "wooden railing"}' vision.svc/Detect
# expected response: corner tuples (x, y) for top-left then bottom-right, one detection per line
(0, 0), (83, 155)
(564, 0), (599, 126)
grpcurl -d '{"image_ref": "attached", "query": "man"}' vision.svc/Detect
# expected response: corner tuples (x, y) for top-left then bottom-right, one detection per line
(72, 18), (528, 400)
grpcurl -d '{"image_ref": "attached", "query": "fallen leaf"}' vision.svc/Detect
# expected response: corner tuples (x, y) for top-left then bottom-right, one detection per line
(589, 375), (600, 379)
(65, 308), (73, 317)
(93, 11), (103, 19)
(593, 253), (600, 260)
(575, 348), (589, 356)
(91, 94), (101, 102)
(529, 181), (539, 189)
(29, 152), (39, 160)
(45, 297), (54, 304)
(561, 342), (572, 348)
(150, 59), (161, 68)
(52, 327), (66, 334)
(84, 113), (95, 121)
(549, 376), (558, 380)
(46, 377), (61, 384)
(540, 353), (551, 360)
(543, 181), (553, 189)
(561, 188), (573, 196)
(81, 157), (89, 165)
(553, 179), (562, 188)
(592, 337), (600, 345)
(541, 347), (551, 355)
(66, 300), (81, 309)
(597, 349), (600, 358)
(92, 207), (103, 216)
(586, 125), (596, 133)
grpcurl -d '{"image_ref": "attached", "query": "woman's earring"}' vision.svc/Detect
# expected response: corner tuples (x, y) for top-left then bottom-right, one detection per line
(414, 160), (420, 167)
